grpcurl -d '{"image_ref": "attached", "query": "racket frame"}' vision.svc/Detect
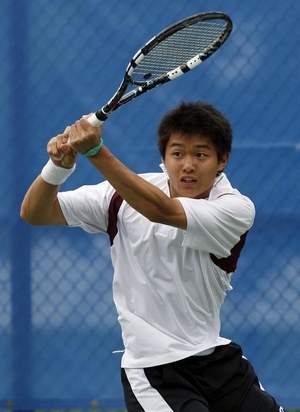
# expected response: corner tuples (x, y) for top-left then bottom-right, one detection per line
(89, 12), (232, 126)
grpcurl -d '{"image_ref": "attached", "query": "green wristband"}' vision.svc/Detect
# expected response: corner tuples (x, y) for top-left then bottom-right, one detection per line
(83, 140), (104, 157)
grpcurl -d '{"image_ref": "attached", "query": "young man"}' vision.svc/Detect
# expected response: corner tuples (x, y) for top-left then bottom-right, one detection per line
(21, 102), (284, 412)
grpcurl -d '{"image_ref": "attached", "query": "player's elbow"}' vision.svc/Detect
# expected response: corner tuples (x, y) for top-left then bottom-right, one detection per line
(20, 200), (30, 222)
(20, 197), (67, 226)
(20, 201), (48, 225)
(20, 202), (38, 225)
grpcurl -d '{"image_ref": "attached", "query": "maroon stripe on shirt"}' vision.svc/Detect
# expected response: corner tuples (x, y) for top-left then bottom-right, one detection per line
(107, 191), (123, 246)
(210, 232), (248, 273)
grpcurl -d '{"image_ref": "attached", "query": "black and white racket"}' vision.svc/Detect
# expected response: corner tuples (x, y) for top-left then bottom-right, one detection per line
(88, 11), (232, 126)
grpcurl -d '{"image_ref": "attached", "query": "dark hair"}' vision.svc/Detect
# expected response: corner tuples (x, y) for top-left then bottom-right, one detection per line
(157, 101), (232, 161)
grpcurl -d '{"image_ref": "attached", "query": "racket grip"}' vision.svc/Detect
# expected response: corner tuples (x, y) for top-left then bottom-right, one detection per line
(87, 113), (104, 127)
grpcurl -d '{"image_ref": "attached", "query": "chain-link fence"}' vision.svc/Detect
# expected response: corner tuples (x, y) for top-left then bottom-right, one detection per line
(1, 0), (300, 410)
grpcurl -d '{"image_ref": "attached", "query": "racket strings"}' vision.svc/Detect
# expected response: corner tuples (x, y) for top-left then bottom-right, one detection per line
(132, 20), (227, 81)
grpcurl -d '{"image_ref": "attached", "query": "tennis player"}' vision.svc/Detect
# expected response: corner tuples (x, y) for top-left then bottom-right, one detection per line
(21, 102), (284, 412)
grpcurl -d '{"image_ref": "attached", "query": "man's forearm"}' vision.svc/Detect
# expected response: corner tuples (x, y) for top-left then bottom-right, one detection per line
(90, 146), (168, 221)
(90, 146), (176, 223)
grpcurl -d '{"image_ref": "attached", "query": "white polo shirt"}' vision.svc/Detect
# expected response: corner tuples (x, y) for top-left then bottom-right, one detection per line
(58, 172), (255, 368)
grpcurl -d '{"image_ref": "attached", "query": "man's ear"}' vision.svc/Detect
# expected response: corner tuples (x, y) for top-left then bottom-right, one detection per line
(217, 153), (229, 175)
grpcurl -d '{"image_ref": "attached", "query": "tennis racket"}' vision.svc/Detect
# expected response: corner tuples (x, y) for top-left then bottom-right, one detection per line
(87, 11), (233, 127)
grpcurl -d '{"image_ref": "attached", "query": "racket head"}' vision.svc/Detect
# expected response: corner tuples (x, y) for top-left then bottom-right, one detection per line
(129, 12), (232, 85)
(95, 12), (232, 122)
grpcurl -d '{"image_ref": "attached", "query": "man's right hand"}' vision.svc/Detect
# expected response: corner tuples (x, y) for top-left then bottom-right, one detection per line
(47, 126), (77, 168)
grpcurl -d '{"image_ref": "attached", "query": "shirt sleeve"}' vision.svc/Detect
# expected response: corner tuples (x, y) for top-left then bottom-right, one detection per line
(177, 194), (255, 258)
(57, 180), (115, 233)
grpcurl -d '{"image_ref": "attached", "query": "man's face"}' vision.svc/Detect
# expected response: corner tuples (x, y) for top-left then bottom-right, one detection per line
(164, 132), (228, 199)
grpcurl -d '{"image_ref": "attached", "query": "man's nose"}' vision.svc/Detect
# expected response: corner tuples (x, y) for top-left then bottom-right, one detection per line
(182, 156), (195, 172)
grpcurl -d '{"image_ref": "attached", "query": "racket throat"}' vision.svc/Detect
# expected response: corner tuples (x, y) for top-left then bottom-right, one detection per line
(95, 109), (109, 122)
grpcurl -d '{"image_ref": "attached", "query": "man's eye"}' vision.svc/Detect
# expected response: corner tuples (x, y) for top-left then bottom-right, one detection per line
(173, 152), (182, 157)
(196, 153), (207, 158)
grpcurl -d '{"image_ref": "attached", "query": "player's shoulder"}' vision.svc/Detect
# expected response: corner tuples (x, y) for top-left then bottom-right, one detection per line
(79, 179), (114, 196)
(211, 173), (255, 216)
(70, 179), (117, 205)
(212, 174), (253, 199)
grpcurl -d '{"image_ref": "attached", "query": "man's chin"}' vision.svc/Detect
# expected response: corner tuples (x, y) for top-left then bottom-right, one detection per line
(181, 187), (210, 199)
(169, 182), (209, 199)
(176, 190), (204, 199)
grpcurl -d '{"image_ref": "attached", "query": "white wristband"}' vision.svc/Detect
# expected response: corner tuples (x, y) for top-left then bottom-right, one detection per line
(41, 159), (76, 186)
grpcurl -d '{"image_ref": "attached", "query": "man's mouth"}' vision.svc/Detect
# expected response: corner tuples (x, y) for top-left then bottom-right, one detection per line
(181, 176), (197, 184)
